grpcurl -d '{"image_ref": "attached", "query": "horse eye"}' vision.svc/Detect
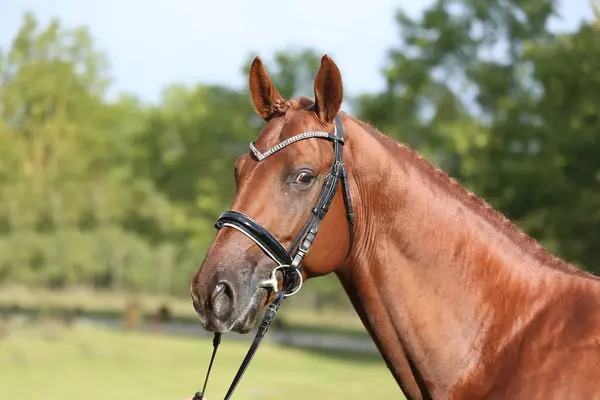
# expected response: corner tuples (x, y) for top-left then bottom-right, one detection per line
(294, 171), (315, 184)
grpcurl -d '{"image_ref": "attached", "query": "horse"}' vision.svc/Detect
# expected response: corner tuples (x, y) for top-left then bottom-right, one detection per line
(190, 54), (600, 399)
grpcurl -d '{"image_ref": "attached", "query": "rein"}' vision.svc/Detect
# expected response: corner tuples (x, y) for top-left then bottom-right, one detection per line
(192, 114), (354, 399)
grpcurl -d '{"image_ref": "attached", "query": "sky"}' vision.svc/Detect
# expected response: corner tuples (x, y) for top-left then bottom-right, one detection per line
(1, 0), (595, 104)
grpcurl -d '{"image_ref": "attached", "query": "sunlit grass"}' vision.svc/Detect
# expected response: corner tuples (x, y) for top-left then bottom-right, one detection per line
(0, 321), (402, 400)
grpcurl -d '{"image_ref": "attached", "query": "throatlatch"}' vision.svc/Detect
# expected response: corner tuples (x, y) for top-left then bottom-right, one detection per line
(192, 114), (354, 399)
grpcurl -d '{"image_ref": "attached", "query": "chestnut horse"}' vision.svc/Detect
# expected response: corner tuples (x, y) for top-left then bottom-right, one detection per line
(191, 55), (600, 399)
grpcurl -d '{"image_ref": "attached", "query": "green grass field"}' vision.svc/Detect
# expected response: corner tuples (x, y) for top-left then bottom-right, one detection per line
(0, 321), (402, 400)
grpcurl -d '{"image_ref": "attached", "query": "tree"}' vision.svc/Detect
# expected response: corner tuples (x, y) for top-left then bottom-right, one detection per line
(0, 12), (170, 290)
(356, 0), (600, 273)
(2, 4), (598, 301)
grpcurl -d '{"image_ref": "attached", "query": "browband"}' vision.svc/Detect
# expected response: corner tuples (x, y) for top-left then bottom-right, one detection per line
(249, 130), (342, 162)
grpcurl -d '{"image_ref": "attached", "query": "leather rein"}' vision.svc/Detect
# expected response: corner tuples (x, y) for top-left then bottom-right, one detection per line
(192, 114), (354, 399)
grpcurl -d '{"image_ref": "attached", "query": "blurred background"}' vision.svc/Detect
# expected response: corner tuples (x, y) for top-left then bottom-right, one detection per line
(1, 0), (599, 399)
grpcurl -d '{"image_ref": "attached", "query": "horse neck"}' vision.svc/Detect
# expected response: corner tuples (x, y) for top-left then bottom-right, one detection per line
(334, 117), (573, 399)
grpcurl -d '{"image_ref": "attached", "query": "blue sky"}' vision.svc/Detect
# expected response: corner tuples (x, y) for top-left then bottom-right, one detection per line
(1, 0), (594, 104)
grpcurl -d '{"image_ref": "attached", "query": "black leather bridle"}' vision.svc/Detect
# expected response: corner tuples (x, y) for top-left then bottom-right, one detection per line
(193, 114), (355, 400)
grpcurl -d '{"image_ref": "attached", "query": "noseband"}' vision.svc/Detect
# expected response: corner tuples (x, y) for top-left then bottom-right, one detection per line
(193, 114), (355, 399)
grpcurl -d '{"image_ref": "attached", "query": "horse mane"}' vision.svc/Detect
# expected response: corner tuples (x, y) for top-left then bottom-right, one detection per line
(345, 115), (599, 281)
(272, 97), (596, 280)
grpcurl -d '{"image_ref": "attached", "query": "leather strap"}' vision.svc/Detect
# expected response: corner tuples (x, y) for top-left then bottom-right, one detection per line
(192, 291), (285, 400)
(335, 115), (355, 258)
(215, 211), (292, 266)
(192, 333), (221, 400)
(192, 114), (355, 399)
(222, 291), (284, 399)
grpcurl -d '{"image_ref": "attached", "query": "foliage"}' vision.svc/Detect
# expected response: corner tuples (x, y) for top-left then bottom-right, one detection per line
(0, 3), (599, 304)
(357, 0), (600, 272)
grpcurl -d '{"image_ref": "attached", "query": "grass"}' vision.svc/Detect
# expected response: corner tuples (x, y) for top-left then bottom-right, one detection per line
(0, 321), (402, 400)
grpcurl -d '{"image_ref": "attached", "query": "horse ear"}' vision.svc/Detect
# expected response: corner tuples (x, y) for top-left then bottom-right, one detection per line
(248, 56), (284, 121)
(313, 55), (343, 124)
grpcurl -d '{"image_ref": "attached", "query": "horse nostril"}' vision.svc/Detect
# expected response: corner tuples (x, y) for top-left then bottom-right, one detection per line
(211, 281), (235, 320)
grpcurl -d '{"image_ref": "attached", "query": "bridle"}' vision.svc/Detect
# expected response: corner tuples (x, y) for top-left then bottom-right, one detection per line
(192, 114), (355, 400)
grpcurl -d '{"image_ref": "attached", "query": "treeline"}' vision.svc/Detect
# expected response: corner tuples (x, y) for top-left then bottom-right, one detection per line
(0, 0), (599, 305)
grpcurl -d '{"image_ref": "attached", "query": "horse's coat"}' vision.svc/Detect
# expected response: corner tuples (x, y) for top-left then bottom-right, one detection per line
(191, 55), (600, 400)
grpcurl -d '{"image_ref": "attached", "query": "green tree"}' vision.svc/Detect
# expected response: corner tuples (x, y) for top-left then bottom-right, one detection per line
(0, 12), (171, 291)
(357, 0), (600, 273)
